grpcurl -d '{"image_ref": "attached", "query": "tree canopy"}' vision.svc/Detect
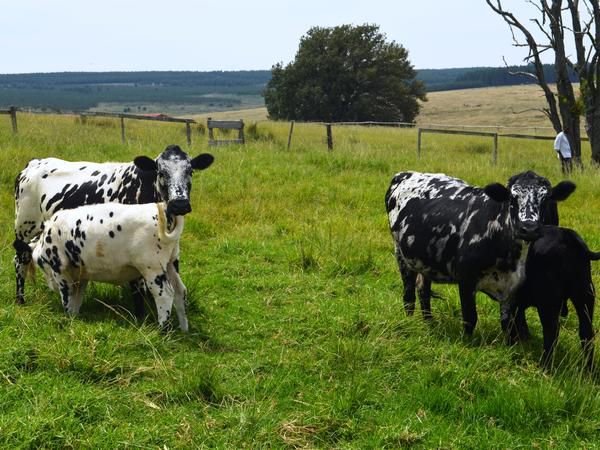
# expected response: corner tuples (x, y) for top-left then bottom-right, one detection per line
(264, 24), (426, 123)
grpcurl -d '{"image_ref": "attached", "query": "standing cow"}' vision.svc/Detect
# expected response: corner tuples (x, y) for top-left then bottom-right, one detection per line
(14, 144), (214, 314)
(385, 171), (575, 335)
(510, 226), (599, 368)
(30, 202), (189, 331)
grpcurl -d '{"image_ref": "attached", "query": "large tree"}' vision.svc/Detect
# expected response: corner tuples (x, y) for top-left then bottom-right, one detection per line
(264, 24), (426, 123)
(487, 0), (600, 166)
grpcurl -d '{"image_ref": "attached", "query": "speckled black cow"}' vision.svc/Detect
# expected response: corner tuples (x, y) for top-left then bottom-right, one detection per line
(14, 145), (214, 308)
(385, 171), (575, 335)
(510, 226), (599, 368)
(30, 202), (188, 330)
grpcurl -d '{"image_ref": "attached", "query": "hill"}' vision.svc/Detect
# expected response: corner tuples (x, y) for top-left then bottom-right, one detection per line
(417, 83), (560, 130)
(0, 71), (271, 115)
(0, 65), (578, 116)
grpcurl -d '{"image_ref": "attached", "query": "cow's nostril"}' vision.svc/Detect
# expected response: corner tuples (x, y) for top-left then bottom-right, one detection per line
(167, 200), (192, 216)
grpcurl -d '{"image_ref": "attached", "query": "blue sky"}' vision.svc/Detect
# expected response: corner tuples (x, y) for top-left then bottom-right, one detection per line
(0, 0), (553, 73)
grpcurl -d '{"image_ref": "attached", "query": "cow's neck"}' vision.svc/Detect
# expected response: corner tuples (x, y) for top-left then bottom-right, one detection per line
(132, 165), (160, 203)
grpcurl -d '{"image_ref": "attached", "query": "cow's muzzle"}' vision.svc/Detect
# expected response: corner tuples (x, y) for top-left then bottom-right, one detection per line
(167, 199), (192, 216)
(515, 221), (541, 241)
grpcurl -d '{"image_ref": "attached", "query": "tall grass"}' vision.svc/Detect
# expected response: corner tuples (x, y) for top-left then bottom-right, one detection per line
(1, 113), (600, 447)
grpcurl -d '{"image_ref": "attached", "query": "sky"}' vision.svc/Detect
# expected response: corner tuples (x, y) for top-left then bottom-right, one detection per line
(0, 0), (555, 74)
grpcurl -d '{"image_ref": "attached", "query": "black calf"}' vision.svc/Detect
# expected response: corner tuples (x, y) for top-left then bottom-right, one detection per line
(510, 226), (599, 368)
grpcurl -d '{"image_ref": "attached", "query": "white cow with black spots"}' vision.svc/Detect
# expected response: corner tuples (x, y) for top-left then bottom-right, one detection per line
(30, 202), (188, 331)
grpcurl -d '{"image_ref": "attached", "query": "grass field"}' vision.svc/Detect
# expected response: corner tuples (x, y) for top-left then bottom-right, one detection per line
(1, 108), (600, 448)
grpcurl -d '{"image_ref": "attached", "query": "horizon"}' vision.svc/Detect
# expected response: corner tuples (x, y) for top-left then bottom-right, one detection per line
(0, 65), (530, 76)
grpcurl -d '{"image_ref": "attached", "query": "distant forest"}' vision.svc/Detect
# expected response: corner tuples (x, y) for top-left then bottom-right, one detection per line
(0, 65), (578, 113)
(418, 64), (579, 92)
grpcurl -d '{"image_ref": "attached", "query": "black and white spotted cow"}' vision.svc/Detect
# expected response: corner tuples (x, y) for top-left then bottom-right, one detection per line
(385, 171), (575, 335)
(29, 202), (188, 330)
(13, 145), (214, 310)
(510, 226), (599, 368)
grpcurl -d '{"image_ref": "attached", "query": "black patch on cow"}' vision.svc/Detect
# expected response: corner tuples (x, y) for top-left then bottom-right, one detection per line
(49, 245), (61, 273)
(65, 240), (83, 267)
(91, 170), (100, 176)
(154, 273), (167, 290)
(109, 231), (115, 238)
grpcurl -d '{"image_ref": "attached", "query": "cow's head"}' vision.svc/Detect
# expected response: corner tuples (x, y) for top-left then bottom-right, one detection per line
(483, 171), (575, 241)
(134, 145), (214, 216)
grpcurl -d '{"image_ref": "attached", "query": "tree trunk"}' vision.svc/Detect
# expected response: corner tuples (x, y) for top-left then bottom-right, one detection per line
(586, 107), (600, 165)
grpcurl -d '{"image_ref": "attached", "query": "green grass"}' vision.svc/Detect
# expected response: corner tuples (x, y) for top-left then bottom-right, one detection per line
(2, 113), (600, 448)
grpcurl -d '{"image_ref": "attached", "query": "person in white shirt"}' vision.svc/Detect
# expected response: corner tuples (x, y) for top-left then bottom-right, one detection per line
(554, 127), (572, 174)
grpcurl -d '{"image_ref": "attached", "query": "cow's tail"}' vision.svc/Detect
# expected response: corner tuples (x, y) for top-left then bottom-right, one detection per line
(156, 203), (184, 242)
(588, 250), (600, 261)
(13, 239), (36, 281)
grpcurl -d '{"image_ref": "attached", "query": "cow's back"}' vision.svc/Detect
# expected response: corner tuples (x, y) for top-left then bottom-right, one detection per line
(34, 202), (180, 284)
(15, 157), (155, 242)
(386, 171), (513, 284)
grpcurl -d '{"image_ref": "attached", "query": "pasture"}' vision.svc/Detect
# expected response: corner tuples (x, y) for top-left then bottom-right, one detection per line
(1, 112), (600, 448)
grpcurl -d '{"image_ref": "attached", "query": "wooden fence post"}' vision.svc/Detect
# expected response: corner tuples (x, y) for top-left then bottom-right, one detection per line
(186, 122), (192, 146)
(239, 119), (245, 144)
(207, 117), (214, 143)
(326, 123), (333, 151)
(417, 128), (422, 158)
(9, 106), (17, 134)
(492, 133), (498, 165)
(120, 115), (125, 143)
(287, 121), (295, 150)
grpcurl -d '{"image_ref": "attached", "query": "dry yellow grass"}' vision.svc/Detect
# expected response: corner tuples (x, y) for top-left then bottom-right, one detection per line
(417, 84), (575, 134)
(193, 107), (268, 123)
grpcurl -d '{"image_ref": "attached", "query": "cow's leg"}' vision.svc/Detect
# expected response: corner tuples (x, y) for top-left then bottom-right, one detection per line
(14, 219), (44, 304)
(14, 243), (32, 304)
(56, 277), (75, 314)
(502, 300), (530, 341)
(560, 300), (569, 318)
(142, 270), (175, 330)
(167, 262), (188, 332)
(572, 288), (595, 369)
(396, 255), (417, 316)
(417, 274), (432, 320)
(537, 301), (561, 368)
(129, 279), (147, 321)
(458, 282), (478, 335)
(64, 280), (88, 315)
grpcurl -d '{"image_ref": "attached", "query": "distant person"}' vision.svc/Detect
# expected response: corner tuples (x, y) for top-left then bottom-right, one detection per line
(554, 127), (573, 174)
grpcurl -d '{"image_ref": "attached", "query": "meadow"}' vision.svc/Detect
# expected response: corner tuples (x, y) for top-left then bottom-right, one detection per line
(1, 107), (600, 448)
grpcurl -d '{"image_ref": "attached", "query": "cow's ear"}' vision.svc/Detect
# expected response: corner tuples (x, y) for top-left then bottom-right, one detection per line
(484, 183), (510, 202)
(550, 180), (576, 201)
(191, 153), (214, 171)
(134, 156), (157, 172)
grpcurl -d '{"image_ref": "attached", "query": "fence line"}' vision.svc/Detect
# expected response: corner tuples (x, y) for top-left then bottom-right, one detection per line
(3, 107), (197, 145)
(1, 107), (591, 155)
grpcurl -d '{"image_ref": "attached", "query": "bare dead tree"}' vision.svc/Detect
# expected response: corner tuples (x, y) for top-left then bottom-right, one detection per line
(487, 0), (600, 167)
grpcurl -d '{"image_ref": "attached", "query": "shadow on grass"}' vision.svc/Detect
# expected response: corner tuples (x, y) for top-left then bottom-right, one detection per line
(36, 281), (233, 353)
